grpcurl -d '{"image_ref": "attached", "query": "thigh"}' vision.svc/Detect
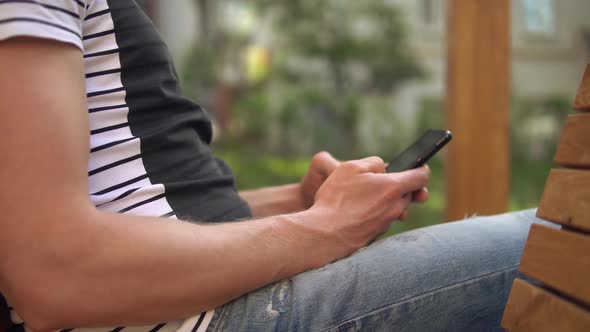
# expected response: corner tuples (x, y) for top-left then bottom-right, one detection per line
(208, 209), (552, 332)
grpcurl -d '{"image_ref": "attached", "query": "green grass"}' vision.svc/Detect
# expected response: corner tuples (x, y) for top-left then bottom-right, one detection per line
(218, 150), (309, 190)
(509, 158), (551, 211)
(216, 148), (552, 236)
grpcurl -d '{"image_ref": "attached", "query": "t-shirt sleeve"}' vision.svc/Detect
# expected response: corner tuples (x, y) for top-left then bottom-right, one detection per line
(0, 0), (90, 51)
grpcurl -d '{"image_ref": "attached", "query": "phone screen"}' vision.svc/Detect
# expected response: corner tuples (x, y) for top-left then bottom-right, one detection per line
(386, 130), (452, 173)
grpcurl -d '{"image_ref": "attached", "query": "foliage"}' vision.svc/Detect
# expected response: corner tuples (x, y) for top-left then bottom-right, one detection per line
(415, 97), (444, 135)
(205, 0), (426, 158)
(250, 0), (424, 93)
(511, 94), (572, 161)
(181, 2), (558, 236)
(181, 46), (217, 103)
(216, 149), (309, 190)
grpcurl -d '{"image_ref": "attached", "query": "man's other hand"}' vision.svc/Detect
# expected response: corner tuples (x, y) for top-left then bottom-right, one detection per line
(301, 151), (340, 208)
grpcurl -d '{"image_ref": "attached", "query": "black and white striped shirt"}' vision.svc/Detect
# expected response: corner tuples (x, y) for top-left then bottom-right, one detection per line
(1, 0), (252, 331)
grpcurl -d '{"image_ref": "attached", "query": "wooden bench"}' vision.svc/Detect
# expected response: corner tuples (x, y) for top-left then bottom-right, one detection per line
(501, 65), (590, 331)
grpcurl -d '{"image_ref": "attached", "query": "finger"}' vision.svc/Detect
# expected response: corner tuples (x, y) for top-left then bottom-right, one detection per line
(412, 187), (429, 203)
(313, 151), (340, 175)
(390, 165), (431, 194)
(344, 156), (386, 174)
(388, 194), (412, 220)
(359, 156), (387, 173)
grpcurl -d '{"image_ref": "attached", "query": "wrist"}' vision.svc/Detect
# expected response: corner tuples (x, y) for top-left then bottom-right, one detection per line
(240, 183), (305, 218)
(273, 207), (347, 270)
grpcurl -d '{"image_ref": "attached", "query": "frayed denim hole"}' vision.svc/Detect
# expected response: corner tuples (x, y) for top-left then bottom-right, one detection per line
(254, 279), (292, 322)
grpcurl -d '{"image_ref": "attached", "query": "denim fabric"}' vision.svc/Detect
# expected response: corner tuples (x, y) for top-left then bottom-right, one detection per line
(207, 209), (553, 332)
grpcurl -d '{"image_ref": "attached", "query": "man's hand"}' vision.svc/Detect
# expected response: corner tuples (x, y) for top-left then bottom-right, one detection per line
(301, 157), (431, 259)
(399, 187), (430, 220)
(301, 151), (428, 218)
(300, 151), (341, 209)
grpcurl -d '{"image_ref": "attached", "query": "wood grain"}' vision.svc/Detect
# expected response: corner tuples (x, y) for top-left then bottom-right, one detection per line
(502, 278), (590, 332)
(445, 0), (511, 221)
(574, 65), (590, 111)
(536, 168), (590, 232)
(553, 114), (590, 168)
(518, 224), (590, 306)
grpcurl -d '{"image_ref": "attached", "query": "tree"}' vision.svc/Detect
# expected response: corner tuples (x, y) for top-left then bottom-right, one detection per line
(245, 0), (425, 156)
(184, 0), (425, 157)
(252, 0), (423, 94)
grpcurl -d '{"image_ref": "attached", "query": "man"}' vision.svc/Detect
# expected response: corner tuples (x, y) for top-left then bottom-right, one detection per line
(0, 1), (547, 331)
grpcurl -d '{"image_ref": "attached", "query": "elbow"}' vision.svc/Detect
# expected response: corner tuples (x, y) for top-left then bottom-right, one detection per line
(3, 256), (99, 331)
(1, 207), (100, 331)
(19, 304), (65, 332)
(2, 249), (96, 331)
(3, 270), (78, 332)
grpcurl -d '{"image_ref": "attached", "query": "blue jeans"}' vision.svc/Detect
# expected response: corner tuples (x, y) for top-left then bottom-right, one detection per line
(206, 209), (553, 331)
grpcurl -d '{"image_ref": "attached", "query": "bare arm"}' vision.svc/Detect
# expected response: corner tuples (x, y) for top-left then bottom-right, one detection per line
(240, 183), (304, 217)
(0, 37), (339, 330)
(0, 38), (429, 331)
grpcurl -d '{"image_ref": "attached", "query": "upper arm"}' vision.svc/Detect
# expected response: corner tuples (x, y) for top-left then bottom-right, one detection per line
(0, 37), (92, 286)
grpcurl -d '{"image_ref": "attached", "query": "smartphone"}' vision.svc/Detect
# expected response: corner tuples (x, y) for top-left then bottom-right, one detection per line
(386, 129), (452, 173)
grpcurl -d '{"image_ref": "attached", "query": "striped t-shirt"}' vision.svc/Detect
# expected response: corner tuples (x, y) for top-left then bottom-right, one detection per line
(1, 0), (252, 331)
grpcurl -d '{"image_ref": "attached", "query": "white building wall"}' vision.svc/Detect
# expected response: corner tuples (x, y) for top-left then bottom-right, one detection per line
(511, 0), (590, 98)
(155, 1), (198, 66)
(389, 0), (590, 128)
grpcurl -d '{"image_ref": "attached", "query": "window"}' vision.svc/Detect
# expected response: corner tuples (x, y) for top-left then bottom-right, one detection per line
(419, 0), (437, 26)
(522, 0), (555, 36)
(417, 0), (444, 35)
(420, 0), (434, 25)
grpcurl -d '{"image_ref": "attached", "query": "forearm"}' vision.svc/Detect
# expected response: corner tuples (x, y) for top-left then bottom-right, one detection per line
(240, 183), (305, 217)
(3, 206), (334, 331)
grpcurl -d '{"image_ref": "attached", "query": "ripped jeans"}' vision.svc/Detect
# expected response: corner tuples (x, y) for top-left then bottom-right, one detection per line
(206, 209), (552, 331)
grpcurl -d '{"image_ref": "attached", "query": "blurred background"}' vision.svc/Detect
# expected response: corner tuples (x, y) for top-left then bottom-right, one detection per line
(137, 0), (589, 234)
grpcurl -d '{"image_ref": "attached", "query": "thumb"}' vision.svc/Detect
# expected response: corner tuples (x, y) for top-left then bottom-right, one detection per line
(313, 151), (340, 175)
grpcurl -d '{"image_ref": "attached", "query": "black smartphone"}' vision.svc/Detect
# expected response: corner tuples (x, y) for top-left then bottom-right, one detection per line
(386, 129), (452, 173)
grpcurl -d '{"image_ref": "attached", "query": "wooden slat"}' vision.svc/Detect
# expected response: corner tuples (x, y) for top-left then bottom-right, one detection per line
(502, 278), (590, 332)
(553, 113), (590, 168)
(445, 0), (511, 221)
(574, 65), (590, 111)
(518, 224), (590, 306)
(536, 168), (590, 232)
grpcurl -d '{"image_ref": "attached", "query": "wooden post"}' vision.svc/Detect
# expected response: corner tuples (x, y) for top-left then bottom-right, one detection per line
(445, 0), (511, 221)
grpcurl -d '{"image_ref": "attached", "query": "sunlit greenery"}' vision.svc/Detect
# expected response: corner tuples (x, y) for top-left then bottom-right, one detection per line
(183, 1), (571, 235)
(185, 0), (425, 158)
